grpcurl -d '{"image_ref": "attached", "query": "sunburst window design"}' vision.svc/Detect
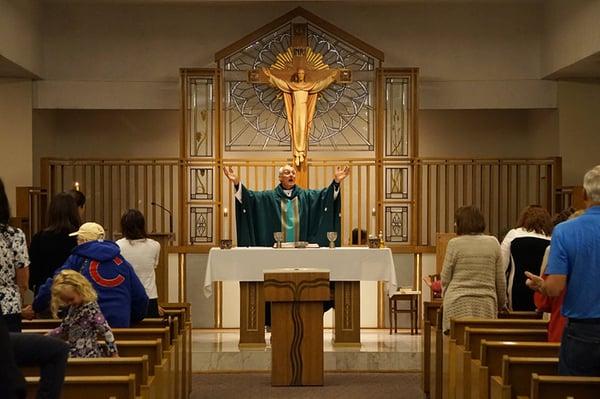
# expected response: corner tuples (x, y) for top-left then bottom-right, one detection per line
(224, 22), (375, 153)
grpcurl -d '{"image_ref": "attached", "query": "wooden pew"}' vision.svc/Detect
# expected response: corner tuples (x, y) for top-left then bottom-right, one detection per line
(458, 328), (548, 399)
(162, 303), (192, 399)
(447, 319), (547, 399)
(497, 311), (542, 320)
(478, 342), (559, 399)
(490, 356), (558, 399)
(26, 374), (136, 399)
(21, 356), (150, 399)
(423, 299), (443, 398)
(530, 373), (600, 399)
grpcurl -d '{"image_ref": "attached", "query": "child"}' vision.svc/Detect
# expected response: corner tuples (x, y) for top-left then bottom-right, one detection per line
(48, 270), (118, 358)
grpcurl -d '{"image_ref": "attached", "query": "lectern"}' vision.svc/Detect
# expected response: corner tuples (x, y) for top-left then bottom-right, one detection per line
(264, 268), (330, 386)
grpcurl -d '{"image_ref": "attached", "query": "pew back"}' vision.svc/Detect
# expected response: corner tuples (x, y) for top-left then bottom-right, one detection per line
(26, 375), (136, 399)
(531, 373), (600, 399)
(465, 328), (548, 361)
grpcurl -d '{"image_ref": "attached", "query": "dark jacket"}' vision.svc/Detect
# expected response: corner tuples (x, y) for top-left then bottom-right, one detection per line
(28, 230), (77, 294)
(33, 240), (148, 327)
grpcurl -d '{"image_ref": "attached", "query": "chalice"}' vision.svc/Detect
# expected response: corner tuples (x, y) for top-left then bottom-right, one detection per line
(327, 231), (338, 249)
(273, 232), (284, 248)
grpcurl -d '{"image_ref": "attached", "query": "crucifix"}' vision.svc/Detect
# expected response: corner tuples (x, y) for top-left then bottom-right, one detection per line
(249, 23), (352, 187)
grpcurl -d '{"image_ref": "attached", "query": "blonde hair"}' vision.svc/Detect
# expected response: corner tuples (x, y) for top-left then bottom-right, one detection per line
(51, 270), (97, 317)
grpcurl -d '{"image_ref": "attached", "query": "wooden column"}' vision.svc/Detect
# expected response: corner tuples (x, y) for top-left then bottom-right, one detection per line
(148, 233), (173, 303)
(264, 269), (330, 386)
(239, 282), (266, 347)
(332, 281), (361, 346)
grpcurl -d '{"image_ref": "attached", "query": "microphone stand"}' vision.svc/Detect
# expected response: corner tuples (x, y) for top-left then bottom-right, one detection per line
(151, 202), (173, 239)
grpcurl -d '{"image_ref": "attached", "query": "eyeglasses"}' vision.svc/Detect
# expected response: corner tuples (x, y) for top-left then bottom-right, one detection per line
(280, 169), (296, 176)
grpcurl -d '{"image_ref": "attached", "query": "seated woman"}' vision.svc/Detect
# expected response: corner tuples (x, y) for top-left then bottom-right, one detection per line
(441, 206), (507, 334)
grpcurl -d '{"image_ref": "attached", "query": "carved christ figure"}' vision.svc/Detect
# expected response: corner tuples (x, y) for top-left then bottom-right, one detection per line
(262, 67), (337, 166)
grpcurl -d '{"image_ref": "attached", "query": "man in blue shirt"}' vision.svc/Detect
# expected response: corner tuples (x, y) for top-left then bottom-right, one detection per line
(526, 165), (600, 376)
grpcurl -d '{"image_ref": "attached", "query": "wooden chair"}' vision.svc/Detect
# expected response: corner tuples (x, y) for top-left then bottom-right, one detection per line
(389, 288), (421, 335)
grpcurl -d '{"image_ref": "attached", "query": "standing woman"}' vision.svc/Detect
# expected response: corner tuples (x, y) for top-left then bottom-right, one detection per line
(0, 178), (30, 332)
(117, 209), (161, 318)
(501, 205), (552, 311)
(28, 192), (80, 295)
(441, 206), (506, 334)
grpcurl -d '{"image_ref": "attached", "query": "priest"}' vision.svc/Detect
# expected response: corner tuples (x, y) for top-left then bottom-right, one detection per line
(223, 164), (350, 247)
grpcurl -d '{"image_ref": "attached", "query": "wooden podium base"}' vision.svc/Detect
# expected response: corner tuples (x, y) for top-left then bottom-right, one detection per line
(271, 302), (324, 385)
(264, 269), (329, 386)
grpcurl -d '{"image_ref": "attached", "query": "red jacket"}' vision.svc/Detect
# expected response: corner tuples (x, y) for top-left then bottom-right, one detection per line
(533, 275), (566, 342)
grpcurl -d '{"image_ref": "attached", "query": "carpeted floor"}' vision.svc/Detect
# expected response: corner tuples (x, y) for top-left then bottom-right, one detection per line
(191, 372), (426, 399)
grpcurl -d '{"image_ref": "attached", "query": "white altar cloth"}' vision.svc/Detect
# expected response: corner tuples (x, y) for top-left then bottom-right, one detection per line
(204, 247), (397, 297)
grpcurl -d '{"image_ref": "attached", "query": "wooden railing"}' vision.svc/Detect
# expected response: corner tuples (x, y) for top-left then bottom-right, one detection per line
(41, 158), (180, 243)
(415, 158), (560, 246)
(40, 157), (561, 250)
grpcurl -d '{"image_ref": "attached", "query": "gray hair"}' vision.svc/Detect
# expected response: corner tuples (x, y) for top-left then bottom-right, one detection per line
(583, 165), (600, 202)
(278, 165), (294, 176)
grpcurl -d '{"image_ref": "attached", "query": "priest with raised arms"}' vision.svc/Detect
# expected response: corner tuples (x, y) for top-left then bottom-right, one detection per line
(223, 164), (350, 247)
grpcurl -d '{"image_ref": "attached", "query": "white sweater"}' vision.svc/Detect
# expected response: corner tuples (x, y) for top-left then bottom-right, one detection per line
(117, 238), (160, 299)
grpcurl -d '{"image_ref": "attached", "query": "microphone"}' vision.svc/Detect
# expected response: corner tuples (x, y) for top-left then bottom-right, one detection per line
(151, 202), (173, 236)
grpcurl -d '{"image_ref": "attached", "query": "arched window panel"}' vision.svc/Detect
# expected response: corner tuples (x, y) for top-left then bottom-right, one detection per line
(222, 21), (376, 153)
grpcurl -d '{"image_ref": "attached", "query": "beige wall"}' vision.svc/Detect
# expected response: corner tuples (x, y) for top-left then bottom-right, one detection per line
(0, 0), (41, 76)
(34, 1), (554, 110)
(0, 79), (33, 213)
(557, 81), (600, 186)
(542, 0), (600, 77)
(32, 109), (179, 184)
(419, 109), (559, 158)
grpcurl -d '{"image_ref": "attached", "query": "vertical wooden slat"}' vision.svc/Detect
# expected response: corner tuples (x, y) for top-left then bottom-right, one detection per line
(535, 165), (542, 204)
(497, 163), (502, 231)
(366, 163), (371, 236)
(108, 165), (113, 239)
(526, 164), (531, 206)
(134, 165), (139, 211)
(516, 164), (521, 215)
(152, 163), (157, 233)
(90, 165), (96, 221)
(488, 164), (493, 233)
(444, 162), (449, 232)
(507, 163), (512, 226)
(471, 162), (476, 206)
(479, 162), (484, 213)
(160, 164), (165, 232)
(357, 165), (362, 243)
(125, 162), (130, 211)
(462, 164), (467, 208)
(453, 164), (458, 218)
(435, 164), (440, 235)
(143, 165), (148, 224)
(426, 164), (431, 245)
(169, 164), (174, 236)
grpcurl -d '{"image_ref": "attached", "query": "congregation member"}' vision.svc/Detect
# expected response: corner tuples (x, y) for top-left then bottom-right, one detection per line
(533, 209), (583, 342)
(501, 205), (552, 310)
(0, 178), (29, 332)
(33, 222), (148, 328)
(526, 165), (600, 376)
(441, 206), (506, 334)
(117, 209), (162, 318)
(67, 189), (86, 221)
(1, 307), (69, 399)
(48, 270), (118, 358)
(28, 192), (80, 295)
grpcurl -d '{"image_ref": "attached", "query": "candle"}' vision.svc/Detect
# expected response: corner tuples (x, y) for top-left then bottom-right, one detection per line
(223, 207), (228, 217)
(74, 181), (80, 191)
(371, 207), (376, 235)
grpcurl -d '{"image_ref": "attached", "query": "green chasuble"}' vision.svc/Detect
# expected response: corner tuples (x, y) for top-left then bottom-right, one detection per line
(235, 181), (341, 247)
